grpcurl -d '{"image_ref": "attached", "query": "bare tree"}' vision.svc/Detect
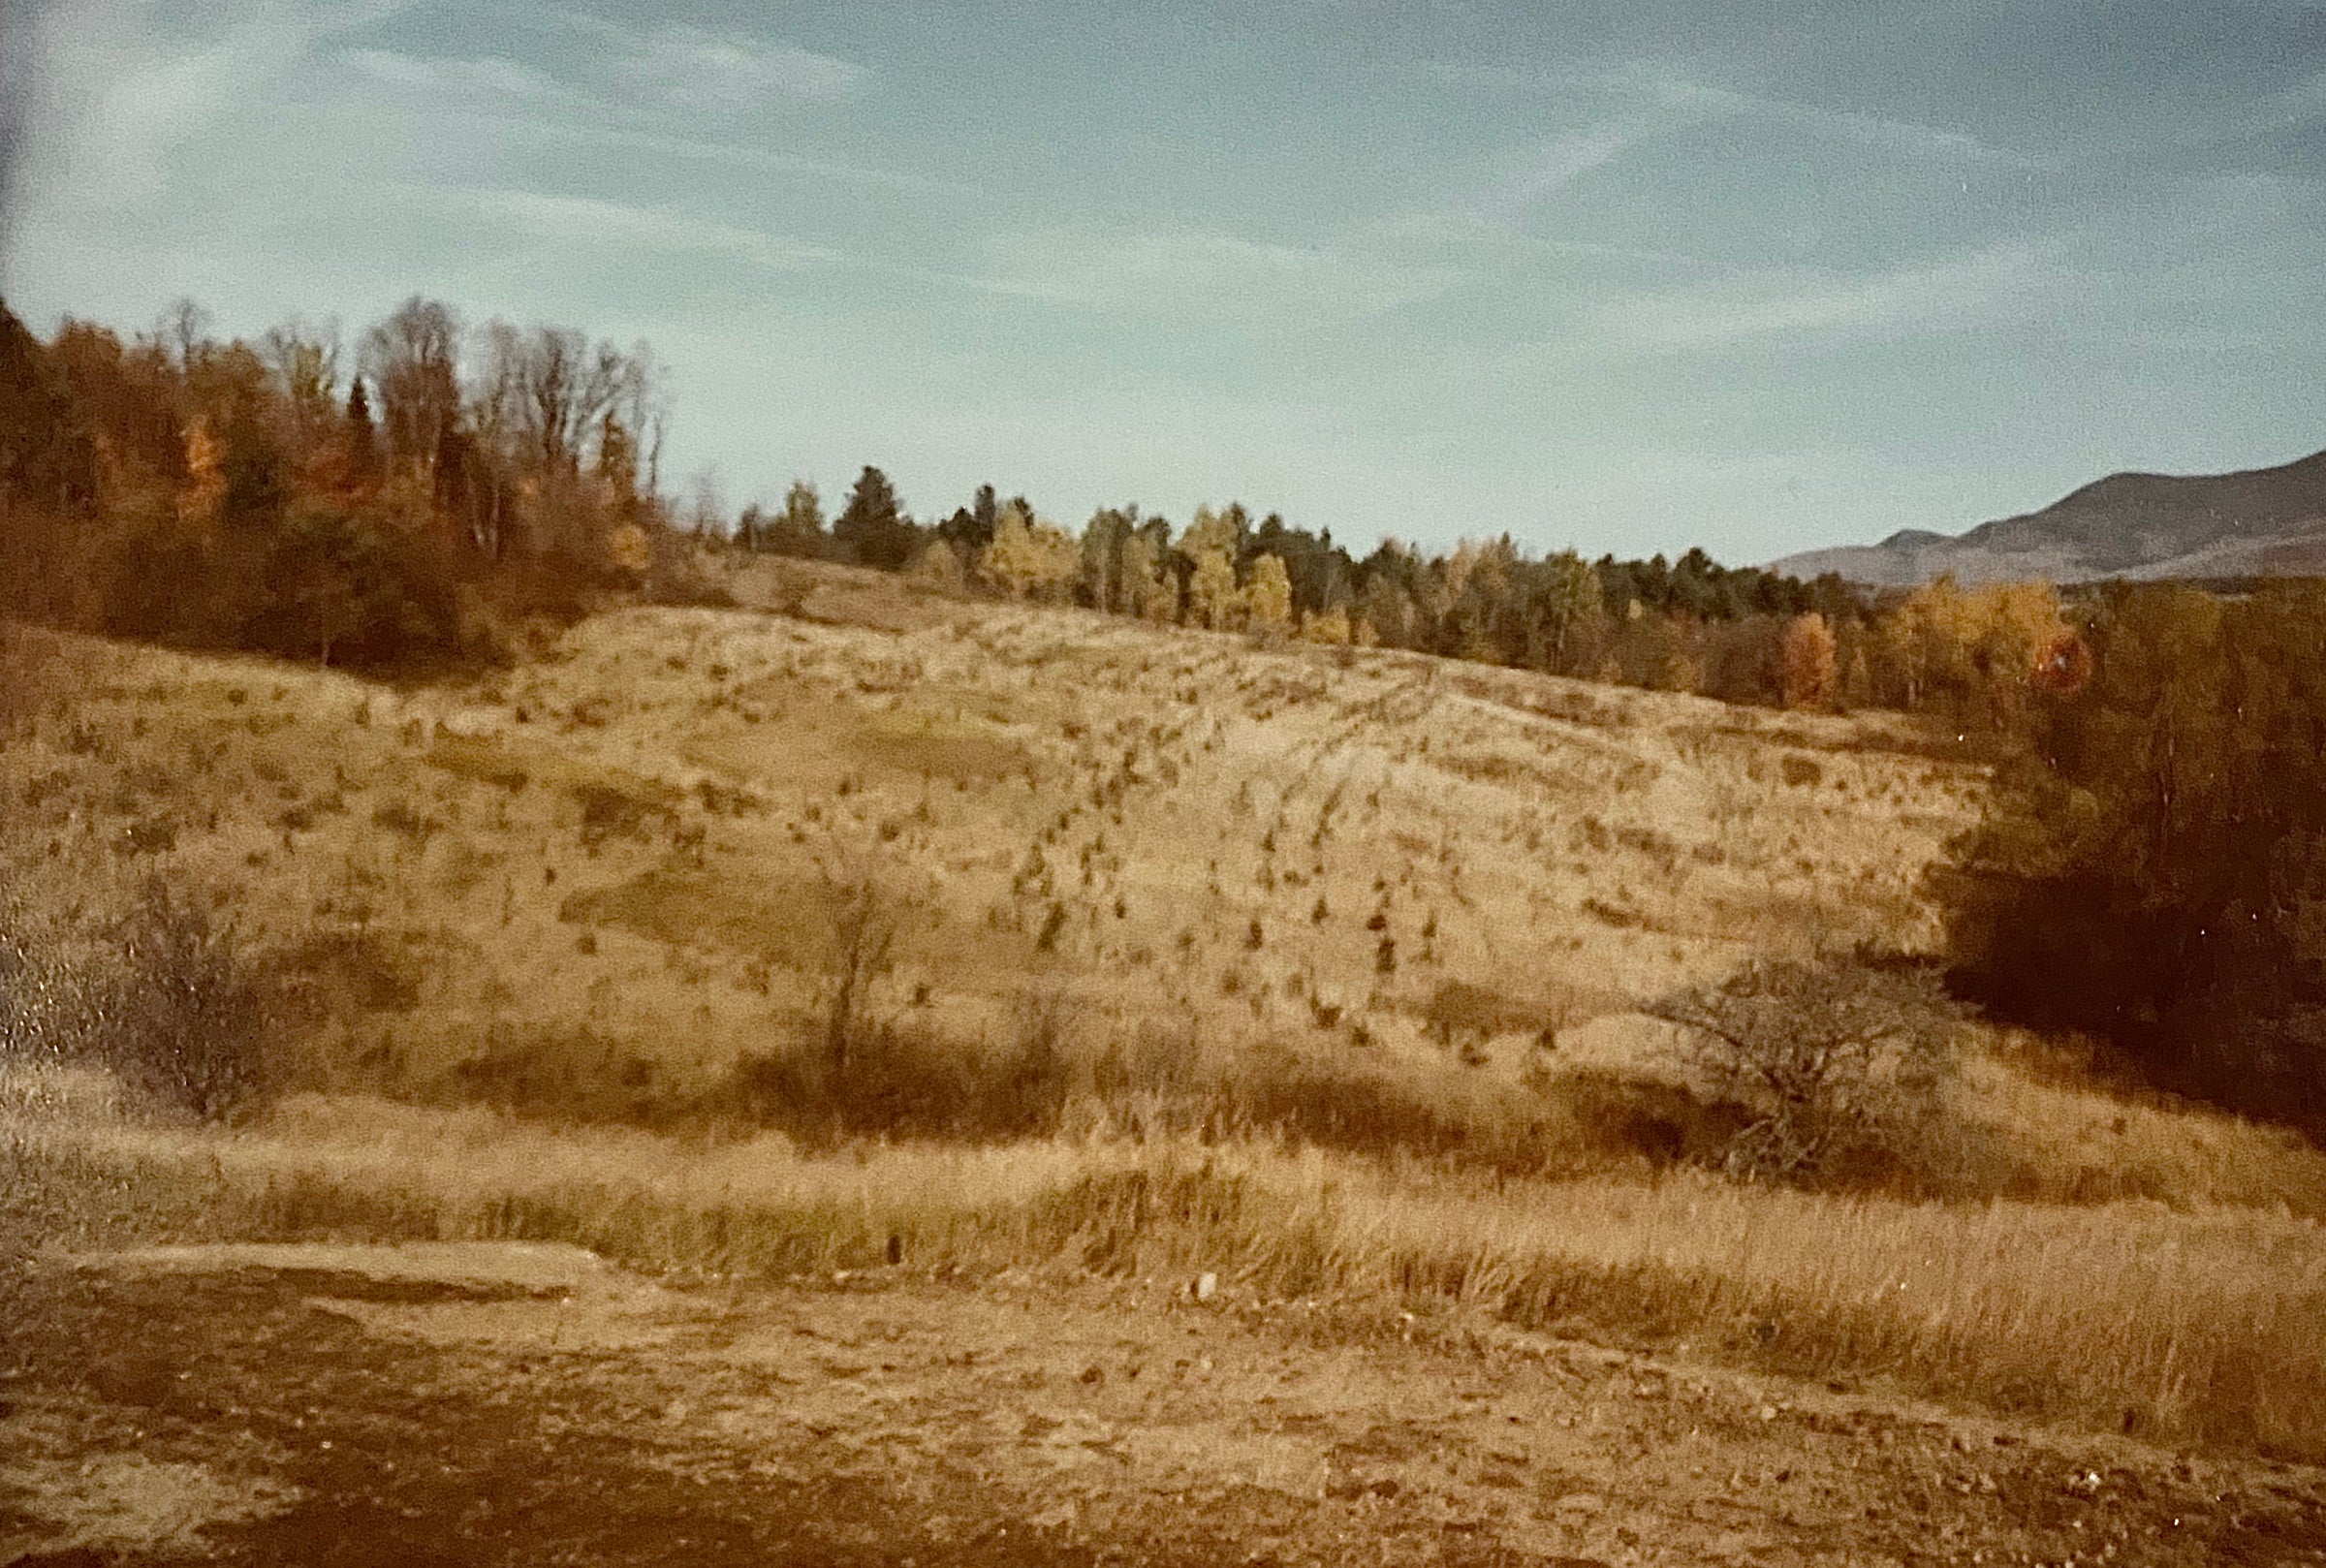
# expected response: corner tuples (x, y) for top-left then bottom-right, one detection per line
(820, 866), (898, 1078)
(155, 298), (213, 374)
(1647, 957), (1962, 1182)
(806, 841), (944, 1081)
(361, 297), (461, 486)
(259, 317), (342, 454)
(461, 319), (530, 556)
(620, 340), (668, 498)
(515, 326), (629, 477)
(684, 466), (727, 538)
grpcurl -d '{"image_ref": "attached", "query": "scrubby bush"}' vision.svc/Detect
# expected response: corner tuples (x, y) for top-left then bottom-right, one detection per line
(1648, 956), (1964, 1184)
(725, 1001), (1076, 1144)
(2, 879), (276, 1118)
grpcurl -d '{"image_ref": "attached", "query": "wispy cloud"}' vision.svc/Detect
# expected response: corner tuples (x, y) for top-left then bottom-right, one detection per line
(340, 18), (864, 124)
(564, 17), (864, 110)
(528, 122), (973, 201)
(980, 226), (1459, 323)
(1452, 126), (1646, 234)
(1428, 55), (2046, 170)
(1592, 243), (2052, 351)
(11, 0), (294, 220)
(419, 185), (839, 270)
(1619, 66), (2050, 171)
(1371, 121), (1659, 257)
(343, 47), (567, 102)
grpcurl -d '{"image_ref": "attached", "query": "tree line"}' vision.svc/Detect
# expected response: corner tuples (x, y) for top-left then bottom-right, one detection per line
(0, 295), (674, 667)
(724, 463), (2092, 725)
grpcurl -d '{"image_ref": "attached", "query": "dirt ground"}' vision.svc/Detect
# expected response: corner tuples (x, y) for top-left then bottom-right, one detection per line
(5, 1242), (2323, 1567)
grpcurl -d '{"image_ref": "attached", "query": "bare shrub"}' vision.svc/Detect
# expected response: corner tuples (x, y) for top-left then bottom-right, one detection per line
(3, 879), (278, 1118)
(449, 1026), (671, 1125)
(717, 852), (1084, 1141)
(642, 533), (739, 608)
(725, 1004), (1076, 1144)
(817, 862), (904, 1078)
(1647, 956), (1964, 1185)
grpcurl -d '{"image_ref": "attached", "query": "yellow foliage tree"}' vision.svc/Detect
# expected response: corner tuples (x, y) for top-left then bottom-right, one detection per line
(175, 418), (225, 541)
(1121, 531), (1178, 622)
(1874, 576), (2066, 729)
(1242, 552), (1293, 636)
(906, 537), (966, 593)
(977, 503), (1080, 601)
(1781, 612), (1839, 708)
(605, 522), (652, 580)
(1301, 607), (1353, 645)
(1187, 548), (1237, 629)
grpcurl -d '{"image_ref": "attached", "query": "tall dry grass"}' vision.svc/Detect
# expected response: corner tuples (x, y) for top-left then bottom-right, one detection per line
(8, 1071), (2323, 1463)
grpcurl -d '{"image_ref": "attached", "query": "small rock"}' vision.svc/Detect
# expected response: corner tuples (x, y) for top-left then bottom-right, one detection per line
(1079, 1364), (1106, 1386)
(1194, 1270), (1218, 1301)
(1757, 1404), (1779, 1423)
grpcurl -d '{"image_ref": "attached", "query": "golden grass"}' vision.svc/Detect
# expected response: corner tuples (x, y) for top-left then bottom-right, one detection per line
(9, 1073), (2324, 1463)
(11, 571), (2326, 1472)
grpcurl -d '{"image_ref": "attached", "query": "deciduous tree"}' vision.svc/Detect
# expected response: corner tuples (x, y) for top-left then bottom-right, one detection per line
(1242, 551), (1293, 635)
(1781, 612), (1839, 708)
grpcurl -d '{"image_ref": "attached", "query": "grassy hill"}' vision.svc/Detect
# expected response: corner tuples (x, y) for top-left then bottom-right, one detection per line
(8, 552), (2326, 1527)
(3, 552), (1985, 1122)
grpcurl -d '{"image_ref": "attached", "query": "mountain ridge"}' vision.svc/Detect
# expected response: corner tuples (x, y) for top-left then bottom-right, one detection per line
(1774, 445), (2326, 585)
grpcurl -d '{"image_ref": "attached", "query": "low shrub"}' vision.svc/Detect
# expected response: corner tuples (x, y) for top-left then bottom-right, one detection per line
(724, 1010), (1076, 1144)
(2, 880), (278, 1119)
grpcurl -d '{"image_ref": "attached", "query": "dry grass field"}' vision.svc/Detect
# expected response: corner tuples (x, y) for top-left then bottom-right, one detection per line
(6, 555), (2326, 1564)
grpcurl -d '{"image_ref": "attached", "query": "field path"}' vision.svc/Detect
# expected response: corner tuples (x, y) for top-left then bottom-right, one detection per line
(6, 1243), (2323, 1566)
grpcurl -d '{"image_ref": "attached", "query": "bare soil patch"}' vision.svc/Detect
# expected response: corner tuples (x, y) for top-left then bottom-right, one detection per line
(5, 1243), (2323, 1567)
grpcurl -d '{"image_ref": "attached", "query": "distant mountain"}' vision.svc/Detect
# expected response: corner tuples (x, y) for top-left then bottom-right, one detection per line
(1772, 447), (2326, 586)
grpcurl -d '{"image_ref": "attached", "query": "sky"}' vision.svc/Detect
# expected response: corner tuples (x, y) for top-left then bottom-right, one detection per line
(3, 0), (2323, 563)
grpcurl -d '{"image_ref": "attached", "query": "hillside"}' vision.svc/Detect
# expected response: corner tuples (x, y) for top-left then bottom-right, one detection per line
(1774, 445), (2326, 585)
(8, 558), (2326, 1564)
(0, 554), (1978, 1117)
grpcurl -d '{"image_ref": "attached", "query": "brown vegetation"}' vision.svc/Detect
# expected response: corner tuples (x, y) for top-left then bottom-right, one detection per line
(6, 533), (2326, 1490)
(1940, 580), (2326, 1121)
(0, 296), (672, 673)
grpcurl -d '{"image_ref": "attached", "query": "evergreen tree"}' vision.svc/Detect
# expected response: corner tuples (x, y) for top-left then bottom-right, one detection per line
(344, 376), (379, 482)
(833, 464), (916, 570)
(939, 482), (1000, 555)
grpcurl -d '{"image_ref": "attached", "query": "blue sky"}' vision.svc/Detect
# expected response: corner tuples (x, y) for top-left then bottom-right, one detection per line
(4, 0), (2322, 561)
